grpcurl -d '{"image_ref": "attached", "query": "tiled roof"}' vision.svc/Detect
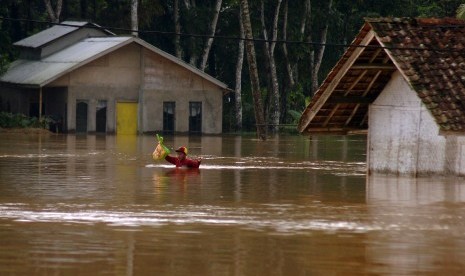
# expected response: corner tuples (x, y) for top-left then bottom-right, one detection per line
(298, 18), (465, 134)
(370, 17), (465, 132)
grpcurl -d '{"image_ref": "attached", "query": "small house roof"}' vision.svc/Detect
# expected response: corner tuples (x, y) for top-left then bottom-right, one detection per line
(13, 21), (114, 49)
(1, 36), (228, 90)
(298, 17), (465, 134)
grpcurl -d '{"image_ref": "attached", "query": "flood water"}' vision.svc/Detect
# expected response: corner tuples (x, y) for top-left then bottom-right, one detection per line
(0, 133), (464, 275)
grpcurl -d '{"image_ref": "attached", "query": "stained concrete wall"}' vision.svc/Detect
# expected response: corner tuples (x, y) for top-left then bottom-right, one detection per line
(368, 71), (465, 176)
(142, 49), (223, 134)
(60, 43), (141, 132)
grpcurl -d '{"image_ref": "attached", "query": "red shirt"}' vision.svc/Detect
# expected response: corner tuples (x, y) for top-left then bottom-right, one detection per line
(165, 155), (201, 168)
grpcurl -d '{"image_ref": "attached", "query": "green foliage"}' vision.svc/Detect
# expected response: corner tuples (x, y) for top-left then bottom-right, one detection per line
(288, 110), (302, 124)
(0, 112), (54, 129)
(0, 54), (9, 75)
(2, 0), (465, 133)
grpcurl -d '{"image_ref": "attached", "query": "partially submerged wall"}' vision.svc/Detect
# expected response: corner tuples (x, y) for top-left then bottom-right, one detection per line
(142, 49), (223, 134)
(367, 71), (465, 176)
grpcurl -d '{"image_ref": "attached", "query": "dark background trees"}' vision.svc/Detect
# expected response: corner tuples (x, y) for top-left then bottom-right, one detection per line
(1, 0), (463, 134)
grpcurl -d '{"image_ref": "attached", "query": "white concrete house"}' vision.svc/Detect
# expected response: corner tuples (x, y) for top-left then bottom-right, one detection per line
(0, 22), (228, 135)
(298, 18), (465, 176)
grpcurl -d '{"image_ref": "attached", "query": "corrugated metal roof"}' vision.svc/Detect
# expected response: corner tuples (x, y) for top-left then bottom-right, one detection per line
(14, 21), (88, 48)
(2, 37), (132, 87)
(1, 36), (228, 90)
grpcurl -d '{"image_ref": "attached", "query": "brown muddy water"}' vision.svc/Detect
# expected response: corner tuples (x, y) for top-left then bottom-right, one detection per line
(0, 133), (464, 275)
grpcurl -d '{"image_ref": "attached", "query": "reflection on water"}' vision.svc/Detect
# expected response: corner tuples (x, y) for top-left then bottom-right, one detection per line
(366, 175), (465, 275)
(0, 133), (464, 275)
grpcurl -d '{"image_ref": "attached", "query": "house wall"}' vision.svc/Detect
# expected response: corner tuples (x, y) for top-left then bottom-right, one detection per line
(142, 50), (223, 134)
(49, 42), (223, 134)
(55, 43), (141, 132)
(368, 71), (448, 176)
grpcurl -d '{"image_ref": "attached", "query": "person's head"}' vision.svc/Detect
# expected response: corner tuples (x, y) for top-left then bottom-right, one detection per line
(175, 146), (188, 160)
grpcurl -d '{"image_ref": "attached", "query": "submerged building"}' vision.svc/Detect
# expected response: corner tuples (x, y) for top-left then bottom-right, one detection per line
(298, 18), (465, 176)
(0, 22), (228, 134)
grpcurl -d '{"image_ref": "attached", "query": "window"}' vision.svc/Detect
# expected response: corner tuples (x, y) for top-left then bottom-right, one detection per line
(163, 102), (175, 133)
(189, 102), (202, 134)
(96, 100), (107, 133)
(76, 100), (88, 133)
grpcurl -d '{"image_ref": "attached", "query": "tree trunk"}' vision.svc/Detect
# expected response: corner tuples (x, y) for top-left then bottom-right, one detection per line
(174, 0), (183, 58)
(44, 0), (63, 23)
(240, 0), (266, 140)
(130, 0), (138, 37)
(292, 0), (311, 86)
(260, 0), (281, 133)
(281, 0), (294, 89)
(183, 0), (198, 65)
(310, 0), (332, 95)
(280, 0), (294, 123)
(234, 11), (245, 131)
(199, 0), (222, 71)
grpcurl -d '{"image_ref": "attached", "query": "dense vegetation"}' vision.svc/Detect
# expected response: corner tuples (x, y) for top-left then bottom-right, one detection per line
(1, 0), (463, 134)
(0, 112), (53, 129)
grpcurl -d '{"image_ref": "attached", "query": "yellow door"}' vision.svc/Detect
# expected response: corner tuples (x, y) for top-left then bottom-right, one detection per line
(116, 102), (138, 135)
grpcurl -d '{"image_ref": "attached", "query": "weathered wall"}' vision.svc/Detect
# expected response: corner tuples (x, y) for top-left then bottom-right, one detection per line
(444, 136), (465, 176)
(50, 42), (223, 134)
(142, 50), (223, 134)
(54, 43), (141, 132)
(368, 71), (447, 175)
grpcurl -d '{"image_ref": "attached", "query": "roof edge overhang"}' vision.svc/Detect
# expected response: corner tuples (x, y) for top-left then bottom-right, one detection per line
(439, 130), (465, 136)
(301, 127), (368, 135)
(4, 37), (229, 91)
(297, 26), (376, 134)
(0, 81), (40, 90)
(13, 21), (115, 49)
(36, 37), (136, 87)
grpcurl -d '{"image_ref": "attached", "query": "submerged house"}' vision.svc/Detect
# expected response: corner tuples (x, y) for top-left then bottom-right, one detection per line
(298, 18), (465, 176)
(0, 22), (228, 134)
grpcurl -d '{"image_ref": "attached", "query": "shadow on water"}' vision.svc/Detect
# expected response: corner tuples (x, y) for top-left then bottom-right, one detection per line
(0, 133), (464, 274)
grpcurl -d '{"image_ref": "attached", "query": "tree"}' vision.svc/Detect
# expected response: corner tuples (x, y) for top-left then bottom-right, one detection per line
(280, 0), (294, 123)
(240, 0), (266, 140)
(199, 0), (222, 71)
(234, 11), (245, 131)
(173, 0), (183, 58)
(260, 0), (282, 133)
(44, 0), (63, 23)
(131, 0), (138, 37)
(308, 0), (333, 96)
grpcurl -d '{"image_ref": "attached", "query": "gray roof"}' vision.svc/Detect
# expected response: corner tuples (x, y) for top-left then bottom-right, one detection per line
(1, 37), (228, 90)
(14, 21), (112, 48)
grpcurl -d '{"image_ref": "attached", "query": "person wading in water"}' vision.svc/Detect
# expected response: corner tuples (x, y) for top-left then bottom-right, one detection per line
(165, 146), (201, 168)
(152, 135), (201, 168)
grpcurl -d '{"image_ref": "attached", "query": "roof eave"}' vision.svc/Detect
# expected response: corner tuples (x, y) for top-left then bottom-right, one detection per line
(298, 27), (376, 133)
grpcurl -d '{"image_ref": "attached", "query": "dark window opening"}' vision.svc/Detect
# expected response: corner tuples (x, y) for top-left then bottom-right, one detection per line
(163, 101), (175, 133)
(189, 102), (202, 134)
(76, 101), (88, 133)
(96, 100), (107, 133)
(29, 102), (44, 118)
